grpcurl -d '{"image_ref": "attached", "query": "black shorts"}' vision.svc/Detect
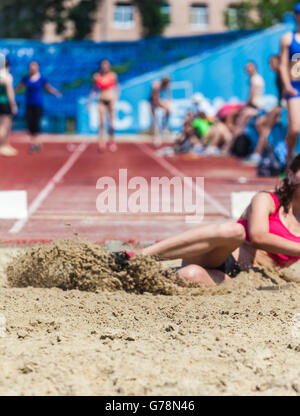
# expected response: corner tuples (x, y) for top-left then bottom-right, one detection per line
(172, 254), (242, 279)
(150, 96), (161, 109)
(216, 254), (242, 278)
(26, 106), (43, 135)
(248, 103), (259, 110)
(99, 99), (112, 107)
(0, 103), (12, 115)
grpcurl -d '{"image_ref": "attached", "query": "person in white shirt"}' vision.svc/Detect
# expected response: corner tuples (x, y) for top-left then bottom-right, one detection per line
(233, 62), (265, 138)
(249, 70), (265, 108)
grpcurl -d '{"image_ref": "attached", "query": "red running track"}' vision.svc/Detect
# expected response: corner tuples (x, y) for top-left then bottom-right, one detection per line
(0, 137), (279, 245)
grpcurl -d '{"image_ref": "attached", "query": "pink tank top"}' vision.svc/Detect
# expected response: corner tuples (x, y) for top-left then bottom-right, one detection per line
(238, 193), (300, 268)
(96, 72), (116, 90)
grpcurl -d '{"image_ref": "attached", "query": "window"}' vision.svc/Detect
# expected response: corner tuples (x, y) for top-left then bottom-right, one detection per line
(161, 3), (171, 24)
(161, 3), (170, 16)
(113, 3), (134, 29)
(227, 5), (239, 30)
(190, 4), (208, 30)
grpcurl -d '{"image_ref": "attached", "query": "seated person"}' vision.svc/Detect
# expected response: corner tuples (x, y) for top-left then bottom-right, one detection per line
(156, 111), (212, 156)
(201, 103), (245, 156)
(156, 111), (195, 157)
(192, 112), (212, 139)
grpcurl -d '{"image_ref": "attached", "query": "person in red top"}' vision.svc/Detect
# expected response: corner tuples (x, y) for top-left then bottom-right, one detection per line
(138, 154), (300, 286)
(89, 60), (119, 152)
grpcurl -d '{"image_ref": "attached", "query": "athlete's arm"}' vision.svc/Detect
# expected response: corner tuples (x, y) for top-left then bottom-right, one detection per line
(5, 76), (17, 115)
(280, 33), (298, 96)
(45, 82), (62, 98)
(248, 192), (300, 256)
(151, 81), (160, 96)
(15, 81), (25, 93)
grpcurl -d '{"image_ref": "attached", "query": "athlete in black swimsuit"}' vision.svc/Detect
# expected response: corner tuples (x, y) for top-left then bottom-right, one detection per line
(149, 77), (171, 145)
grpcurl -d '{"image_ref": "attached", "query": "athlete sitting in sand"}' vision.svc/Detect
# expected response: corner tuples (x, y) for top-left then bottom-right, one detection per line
(119, 154), (300, 286)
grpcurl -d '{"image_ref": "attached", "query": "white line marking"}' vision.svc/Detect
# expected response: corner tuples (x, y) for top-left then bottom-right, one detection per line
(137, 143), (230, 218)
(9, 143), (88, 234)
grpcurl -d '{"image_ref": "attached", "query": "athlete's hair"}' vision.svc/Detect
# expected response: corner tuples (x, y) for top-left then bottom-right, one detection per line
(100, 60), (110, 67)
(161, 76), (170, 86)
(270, 55), (279, 61)
(275, 154), (300, 213)
(197, 111), (207, 119)
(4, 57), (9, 68)
(246, 61), (257, 69)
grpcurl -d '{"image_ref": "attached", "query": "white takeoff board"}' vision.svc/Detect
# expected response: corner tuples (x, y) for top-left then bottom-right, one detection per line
(0, 191), (28, 219)
(231, 191), (256, 219)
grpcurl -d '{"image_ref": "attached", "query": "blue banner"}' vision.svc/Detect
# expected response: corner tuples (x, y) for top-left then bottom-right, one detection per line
(77, 23), (294, 137)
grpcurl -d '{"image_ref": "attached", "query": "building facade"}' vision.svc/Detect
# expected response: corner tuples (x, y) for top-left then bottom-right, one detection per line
(44, 0), (241, 42)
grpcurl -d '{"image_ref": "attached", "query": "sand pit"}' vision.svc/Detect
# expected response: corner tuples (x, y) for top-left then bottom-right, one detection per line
(0, 240), (300, 396)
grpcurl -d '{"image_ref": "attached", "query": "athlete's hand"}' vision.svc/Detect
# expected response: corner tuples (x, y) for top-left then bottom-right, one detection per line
(286, 85), (298, 97)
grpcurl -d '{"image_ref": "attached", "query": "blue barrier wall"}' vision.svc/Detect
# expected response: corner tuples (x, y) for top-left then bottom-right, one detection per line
(0, 30), (256, 132)
(78, 22), (294, 137)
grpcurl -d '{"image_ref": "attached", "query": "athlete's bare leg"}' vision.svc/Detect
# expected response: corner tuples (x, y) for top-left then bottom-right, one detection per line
(178, 265), (231, 286)
(141, 222), (245, 265)
(150, 103), (159, 140)
(285, 98), (300, 164)
(208, 123), (233, 151)
(232, 107), (258, 137)
(254, 106), (281, 155)
(107, 101), (117, 152)
(159, 100), (171, 132)
(98, 102), (107, 151)
(0, 115), (17, 157)
(140, 222), (246, 286)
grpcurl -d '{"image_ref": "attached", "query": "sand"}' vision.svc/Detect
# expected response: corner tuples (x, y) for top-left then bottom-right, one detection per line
(0, 240), (300, 396)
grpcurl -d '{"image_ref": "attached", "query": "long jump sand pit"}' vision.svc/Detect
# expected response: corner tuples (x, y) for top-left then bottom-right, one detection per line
(0, 239), (300, 396)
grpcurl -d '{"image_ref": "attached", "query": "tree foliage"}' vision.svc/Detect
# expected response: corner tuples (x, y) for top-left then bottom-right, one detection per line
(68, 0), (98, 40)
(0, 0), (98, 39)
(133, 0), (169, 37)
(227, 0), (298, 30)
(0, 0), (168, 39)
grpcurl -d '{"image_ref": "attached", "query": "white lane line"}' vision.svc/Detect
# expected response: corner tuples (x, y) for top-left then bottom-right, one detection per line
(9, 143), (88, 234)
(137, 143), (230, 218)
